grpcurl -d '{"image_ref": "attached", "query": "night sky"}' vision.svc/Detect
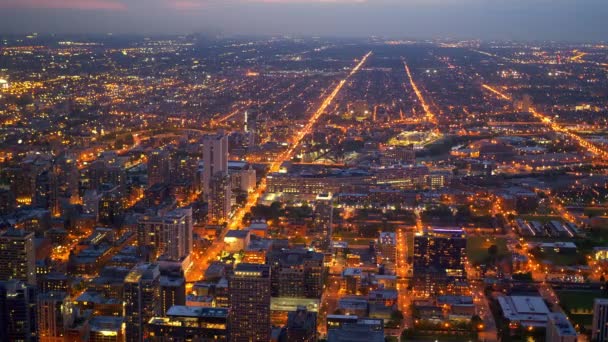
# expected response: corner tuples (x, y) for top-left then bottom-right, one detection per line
(0, 0), (606, 41)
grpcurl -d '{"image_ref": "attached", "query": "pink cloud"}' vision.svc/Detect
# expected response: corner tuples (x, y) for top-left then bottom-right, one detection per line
(165, 0), (367, 8)
(247, 0), (367, 2)
(0, 0), (127, 10)
(172, 0), (207, 10)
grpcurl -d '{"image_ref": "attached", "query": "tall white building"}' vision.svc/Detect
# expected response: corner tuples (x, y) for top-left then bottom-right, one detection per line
(202, 132), (228, 199)
(208, 173), (231, 224)
(137, 208), (193, 261)
(593, 298), (608, 342)
(164, 208), (193, 260)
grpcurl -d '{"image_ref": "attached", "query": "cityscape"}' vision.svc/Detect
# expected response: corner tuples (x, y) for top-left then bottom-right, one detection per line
(1, 7), (608, 342)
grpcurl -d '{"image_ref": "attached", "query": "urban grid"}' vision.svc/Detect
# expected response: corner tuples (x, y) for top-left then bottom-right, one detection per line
(0, 3), (608, 342)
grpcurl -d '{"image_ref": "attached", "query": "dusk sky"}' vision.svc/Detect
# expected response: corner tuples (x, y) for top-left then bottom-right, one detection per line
(0, 0), (606, 41)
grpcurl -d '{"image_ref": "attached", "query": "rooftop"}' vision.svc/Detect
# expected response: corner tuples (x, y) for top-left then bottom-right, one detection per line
(548, 312), (577, 337)
(497, 295), (550, 327)
(167, 305), (229, 319)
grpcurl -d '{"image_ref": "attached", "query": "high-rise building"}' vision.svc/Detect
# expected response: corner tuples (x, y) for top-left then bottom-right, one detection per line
(138, 207), (193, 261)
(378, 232), (397, 263)
(98, 186), (124, 226)
(203, 132), (229, 199)
(230, 263), (271, 342)
(0, 228), (36, 285)
(148, 148), (171, 187)
(286, 306), (318, 342)
(124, 263), (161, 342)
(228, 162), (256, 193)
(164, 207), (193, 259)
(208, 172), (231, 224)
(83, 189), (102, 219)
(159, 262), (186, 316)
(546, 312), (577, 342)
(593, 298), (608, 342)
(314, 193), (333, 245)
(412, 228), (466, 296)
(160, 275), (186, 315)
(267, 248), (324, 298)
(0, 280), (38, 342)
(137, 215), (164, 258)
(35, 168), (59, 214)
(37, 291), (74, 342)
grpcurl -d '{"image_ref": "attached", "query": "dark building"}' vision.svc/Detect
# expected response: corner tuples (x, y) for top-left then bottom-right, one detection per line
(159, 264), (186, 316)
(0, 280), (38, 342)
(286, 306), (317, 342)
(412, 228), (467, 296)
(148, 148), (172, 187)
(326, 316), (384, 342)
(124, 263), (161, 342)
(229, 263), (271, 342)
(0, 228), (36, 285)
(267, 248), (324, 298)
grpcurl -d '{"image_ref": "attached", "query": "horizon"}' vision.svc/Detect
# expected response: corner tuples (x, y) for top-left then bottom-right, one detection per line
(0, 0), (607, 41)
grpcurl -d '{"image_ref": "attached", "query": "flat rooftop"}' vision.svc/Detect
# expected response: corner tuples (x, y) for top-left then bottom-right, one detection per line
(167, 305), (228, 319)
(497, 295), (550, 327)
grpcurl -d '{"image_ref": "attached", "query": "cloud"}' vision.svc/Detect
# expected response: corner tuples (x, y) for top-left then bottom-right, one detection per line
(0, 0), (127, 10)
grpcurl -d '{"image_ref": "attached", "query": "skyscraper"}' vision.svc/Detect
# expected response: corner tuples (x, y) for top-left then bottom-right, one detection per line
(164, 207), (193, 260)
(0, 228), (36, 285)
(314, 193), (333, 246)
(229, 263), (271, 342)
(593, 298), (608, 342)
(287, 306), (318, 342)
(137, 207), (193, 261)
(124, 263), (161, 342)
(159, 261), (186, 316)
(412, 228), (466, 296)
(37, 291), (74, 342)
(208, 172), (231, 224)
(148, 148), (171, 187)
(203, 132), (229, 199)
(0, 280), (38, 342)
(267, 248), (324, 298)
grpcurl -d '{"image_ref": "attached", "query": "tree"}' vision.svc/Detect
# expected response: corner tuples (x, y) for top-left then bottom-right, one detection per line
(391, 310), (404, 321)
(512, 272), (533, 282)
(16, 94), (33, 108)
(488, 244), (498, 257)
(471, 315), (483, 331)
(124, 134), (135, 146)
(487, 244), (499, 265)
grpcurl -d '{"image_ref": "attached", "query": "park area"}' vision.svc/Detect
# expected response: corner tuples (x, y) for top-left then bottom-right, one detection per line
(466, 236), (510, 265)
(557, 290), (608, 327)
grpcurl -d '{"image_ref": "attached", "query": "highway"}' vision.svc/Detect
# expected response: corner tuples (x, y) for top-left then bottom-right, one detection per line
(396, 228), (413, 331)
(404, 61), (438, 125)
(186, 51), (373, 282)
